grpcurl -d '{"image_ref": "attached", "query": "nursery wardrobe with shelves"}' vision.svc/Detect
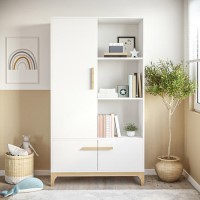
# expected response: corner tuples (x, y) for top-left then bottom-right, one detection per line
(51, 17), (144, 186)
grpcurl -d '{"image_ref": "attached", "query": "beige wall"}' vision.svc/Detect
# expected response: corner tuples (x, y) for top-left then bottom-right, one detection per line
(0, 0), (185, 170)
(0, 91), (50, 169)
(0, 92), (184, 170)
(145, 95), (184, 168)
(184, 98), (200, 184)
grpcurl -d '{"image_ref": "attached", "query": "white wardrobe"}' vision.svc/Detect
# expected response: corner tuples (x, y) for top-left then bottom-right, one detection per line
(51, 17), (144, 186)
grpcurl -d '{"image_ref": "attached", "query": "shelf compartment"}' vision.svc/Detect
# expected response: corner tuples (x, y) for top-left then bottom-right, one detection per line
(98, 100), (143, 138)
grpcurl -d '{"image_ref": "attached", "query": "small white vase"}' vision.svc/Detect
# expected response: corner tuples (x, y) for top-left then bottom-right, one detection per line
(127, 131), (135, 137)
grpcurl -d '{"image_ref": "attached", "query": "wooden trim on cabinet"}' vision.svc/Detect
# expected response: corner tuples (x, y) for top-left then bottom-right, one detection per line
(50, 172), (144, 186)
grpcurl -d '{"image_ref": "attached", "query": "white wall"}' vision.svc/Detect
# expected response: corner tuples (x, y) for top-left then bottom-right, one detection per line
(0, 0), (184, 69)
(0, 0), (184, 169)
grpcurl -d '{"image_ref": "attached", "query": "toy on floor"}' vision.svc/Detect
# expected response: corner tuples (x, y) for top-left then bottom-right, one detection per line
(20, 135), (39, 156)
(0, 177), (43, 197)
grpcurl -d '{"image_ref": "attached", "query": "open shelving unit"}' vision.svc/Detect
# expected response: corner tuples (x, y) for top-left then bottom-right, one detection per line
(97, 18), (144, 138)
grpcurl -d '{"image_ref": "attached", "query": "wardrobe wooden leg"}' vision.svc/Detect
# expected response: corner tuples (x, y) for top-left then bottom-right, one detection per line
(50, 173), (57, 186)
(138, 173), (145, 186)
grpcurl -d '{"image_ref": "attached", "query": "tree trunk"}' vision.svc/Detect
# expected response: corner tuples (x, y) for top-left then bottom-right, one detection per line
(167, 108), (172, 159)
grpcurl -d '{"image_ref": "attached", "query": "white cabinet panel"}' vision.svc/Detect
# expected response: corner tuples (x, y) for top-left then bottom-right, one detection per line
(52, 139), (97, 172)
(51, 18), (97, 139)
(98, 138), (144, 172)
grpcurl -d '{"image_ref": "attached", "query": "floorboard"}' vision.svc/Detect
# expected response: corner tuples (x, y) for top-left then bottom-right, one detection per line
(0, 175), (194, 191)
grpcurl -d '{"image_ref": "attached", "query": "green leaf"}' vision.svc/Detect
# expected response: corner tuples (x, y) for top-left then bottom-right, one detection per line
(145, 60), (196, 100)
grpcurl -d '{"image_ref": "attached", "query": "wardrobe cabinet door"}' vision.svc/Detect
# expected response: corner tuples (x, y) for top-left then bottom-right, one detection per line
(52, 139), (97, 172)
(51, 18), (97, 139)
(98, 138), (144, 172)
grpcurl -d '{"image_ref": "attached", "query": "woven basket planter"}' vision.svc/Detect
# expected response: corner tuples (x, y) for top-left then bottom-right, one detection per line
(155, 155), (183, 182)
(5, 153), (34, 184)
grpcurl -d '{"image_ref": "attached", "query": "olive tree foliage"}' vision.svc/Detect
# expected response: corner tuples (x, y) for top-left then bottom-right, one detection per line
(145, 60), (195, 158)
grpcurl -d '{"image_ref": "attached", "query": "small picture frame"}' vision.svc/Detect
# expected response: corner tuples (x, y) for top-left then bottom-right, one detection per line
(117, 36), (135, 54)
(117, 85), (129, 98)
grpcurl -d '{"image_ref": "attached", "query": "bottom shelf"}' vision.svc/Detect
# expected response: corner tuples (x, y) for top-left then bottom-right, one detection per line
(98, 100), (143, 138)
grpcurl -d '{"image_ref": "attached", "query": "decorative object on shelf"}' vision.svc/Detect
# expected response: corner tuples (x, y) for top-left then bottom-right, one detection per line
(109, 43), (123, 53)
(98, 88), (118, 98)
(0, 177), (43, 197)
(124, 123), (138, 137)
(20, 135), (39, 156)
(117, 36), (135, 55)
(7, 144), (28, 156)
(104, 52), (128, 57)
(145, 60), (196, 182)
(117, 85), (129, 97)
(6, 37), (39, 84)
(130, 48), (139, 58)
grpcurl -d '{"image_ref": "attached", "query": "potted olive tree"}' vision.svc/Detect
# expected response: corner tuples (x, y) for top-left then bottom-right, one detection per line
(145, 60), (195, 182)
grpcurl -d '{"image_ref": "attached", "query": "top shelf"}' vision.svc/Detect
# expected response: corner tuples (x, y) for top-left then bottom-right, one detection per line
(98, 57), (143, 61)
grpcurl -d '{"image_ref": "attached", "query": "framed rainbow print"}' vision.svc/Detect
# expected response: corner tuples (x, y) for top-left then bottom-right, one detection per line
(6, 37), (39, 84)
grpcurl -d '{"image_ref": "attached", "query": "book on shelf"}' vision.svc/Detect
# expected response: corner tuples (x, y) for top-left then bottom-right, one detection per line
(114, 115), (121, 137)
(111, 114), (115, 138)
(97, 114), (121, 138)
(128, 75), (132, 98)
(128, 73), (143, 98)
(132, 73), (137, 98)
(137, 73), (142, 98)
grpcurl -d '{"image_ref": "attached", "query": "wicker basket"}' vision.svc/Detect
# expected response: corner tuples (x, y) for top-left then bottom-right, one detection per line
(5, 153), (34, 184)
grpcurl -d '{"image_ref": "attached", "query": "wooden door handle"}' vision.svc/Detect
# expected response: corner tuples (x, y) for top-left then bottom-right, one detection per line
(98, 147), (113, 151)
(80, 147), (97, 151)
(80, 147), (113, 151)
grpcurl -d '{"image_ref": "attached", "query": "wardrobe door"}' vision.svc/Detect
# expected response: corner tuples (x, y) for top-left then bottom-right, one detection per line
(51, 18), (97, 139)
(52, 139), (97, 172)
(98, 138), (144, 172)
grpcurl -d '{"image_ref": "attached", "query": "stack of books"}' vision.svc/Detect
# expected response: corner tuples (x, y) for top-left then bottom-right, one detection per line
(97, 114), (121, 138)
(97, 88), (118, 98)
(128, 73), (143, 98)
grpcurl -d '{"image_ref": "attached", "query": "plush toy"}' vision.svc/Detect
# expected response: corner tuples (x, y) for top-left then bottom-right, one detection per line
(20, 135), (39, 156)
(0, 177), (43, 197)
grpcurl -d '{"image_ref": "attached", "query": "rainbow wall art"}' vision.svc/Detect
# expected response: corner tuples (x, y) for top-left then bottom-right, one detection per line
(8, 49), (37, 70)
(6, 37), (39, 84)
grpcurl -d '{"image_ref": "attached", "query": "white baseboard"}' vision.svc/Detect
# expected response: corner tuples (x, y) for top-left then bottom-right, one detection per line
(0, 170), (5, 176)
(0, 169), (156, 176)
(34, 170), (50, 176)
(183, 170), (200, 192)
(145, 169), (157, 175)
(0, 170), (50, 176)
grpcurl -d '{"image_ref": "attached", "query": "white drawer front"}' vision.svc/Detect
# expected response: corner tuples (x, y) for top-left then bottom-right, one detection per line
(98, 138), (144, 172)
(51, 140), (97, 172)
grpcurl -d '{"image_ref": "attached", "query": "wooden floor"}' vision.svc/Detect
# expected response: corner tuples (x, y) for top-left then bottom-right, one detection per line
(0, 175), (194, 191)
